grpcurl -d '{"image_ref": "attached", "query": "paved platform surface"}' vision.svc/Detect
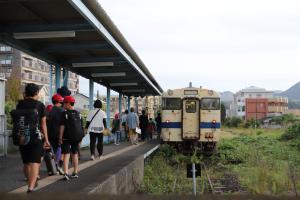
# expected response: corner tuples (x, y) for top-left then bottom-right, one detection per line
(0, 140), (159, 193)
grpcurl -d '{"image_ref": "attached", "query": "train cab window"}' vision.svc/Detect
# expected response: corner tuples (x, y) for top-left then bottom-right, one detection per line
(201, 98), (220, 110)
(185, 100), (196, 113)
(162, 98), (181, 110)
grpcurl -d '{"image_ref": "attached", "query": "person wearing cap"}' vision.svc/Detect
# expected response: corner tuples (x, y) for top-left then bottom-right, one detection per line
(59, 96), (83, 180)
(47, 94), (64, 175)
(112, 113), (121, 145)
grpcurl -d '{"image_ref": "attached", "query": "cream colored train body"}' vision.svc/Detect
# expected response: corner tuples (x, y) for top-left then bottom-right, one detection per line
(161, 86), (221, 153)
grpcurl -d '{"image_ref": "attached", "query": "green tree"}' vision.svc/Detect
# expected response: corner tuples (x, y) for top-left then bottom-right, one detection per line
(6, 78), (21, 103)
(221, 103), (226, 123)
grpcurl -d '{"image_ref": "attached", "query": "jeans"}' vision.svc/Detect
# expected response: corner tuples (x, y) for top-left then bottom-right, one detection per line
(89, 132), (103, 156)
(114, 131), (121, 144)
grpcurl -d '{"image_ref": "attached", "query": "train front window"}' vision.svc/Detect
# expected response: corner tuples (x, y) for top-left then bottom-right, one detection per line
(185, 100), (196, 113)
(162, 98), (181, 110)
(201, 98), (220, 110)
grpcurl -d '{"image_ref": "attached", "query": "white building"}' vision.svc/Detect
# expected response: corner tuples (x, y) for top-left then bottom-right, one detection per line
(230, 86), (274, 119)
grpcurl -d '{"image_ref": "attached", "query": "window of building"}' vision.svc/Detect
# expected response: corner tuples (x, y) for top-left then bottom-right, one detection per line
(256, 94), (262, 97)
(242, 106), (245, 112)
(0, 46), (11, 52)
(0, 55), (12, 65)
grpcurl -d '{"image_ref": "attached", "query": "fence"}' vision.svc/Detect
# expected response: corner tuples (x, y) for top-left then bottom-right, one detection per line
(0, 115), (7, 157)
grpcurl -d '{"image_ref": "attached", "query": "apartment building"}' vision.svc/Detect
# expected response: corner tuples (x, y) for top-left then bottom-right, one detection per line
(230, 86), (288, 120)
(0, 44), (79, 103)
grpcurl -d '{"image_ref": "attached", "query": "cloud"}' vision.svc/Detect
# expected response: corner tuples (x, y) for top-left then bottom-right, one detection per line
(80, 0), (300, 95)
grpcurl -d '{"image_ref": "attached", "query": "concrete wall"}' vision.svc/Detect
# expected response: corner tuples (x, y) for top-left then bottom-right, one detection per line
(88, 155), (144, 194)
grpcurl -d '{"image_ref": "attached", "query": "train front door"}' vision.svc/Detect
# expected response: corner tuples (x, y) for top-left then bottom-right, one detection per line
(182, 98), (200, 140)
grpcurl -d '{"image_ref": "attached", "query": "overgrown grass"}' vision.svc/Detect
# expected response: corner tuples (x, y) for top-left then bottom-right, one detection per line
(214, 128), (300, 195)
(141, 128), (300, 196)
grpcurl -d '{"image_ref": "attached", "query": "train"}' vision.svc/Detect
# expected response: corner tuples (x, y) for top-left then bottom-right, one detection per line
(161, 83), (221, 154)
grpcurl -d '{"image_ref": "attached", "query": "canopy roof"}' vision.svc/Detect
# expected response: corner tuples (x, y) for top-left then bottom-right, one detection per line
(0, 0), (163, 96)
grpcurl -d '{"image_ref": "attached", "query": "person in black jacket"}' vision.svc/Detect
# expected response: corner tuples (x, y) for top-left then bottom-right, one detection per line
(139, 110), (149, 141)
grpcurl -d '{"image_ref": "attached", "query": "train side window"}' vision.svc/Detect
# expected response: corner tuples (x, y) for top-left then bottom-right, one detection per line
(201, 98), (220, 110)
(185, 100), (196, 113)
(162, 98), (181, 110)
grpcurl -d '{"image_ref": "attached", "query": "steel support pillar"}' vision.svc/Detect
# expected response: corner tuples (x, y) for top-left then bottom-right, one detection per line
(118, 93), (122, 115)
(127, 96), (131, 111)
(135, 97), (138, 114)
(49, 65), (53, 102)
(55, 66), (61, 91)
(89, 80), (94, 110)
(106, 87), (111, 128)
(63, 68), (69, 87)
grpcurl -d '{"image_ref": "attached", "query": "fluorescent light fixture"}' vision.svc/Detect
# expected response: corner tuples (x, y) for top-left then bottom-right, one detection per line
(72, 62), (114, 68)
(110, 82), (138, 87)
(122, 89), (145, 93)
(13, 31), (76, 39)
(91, 72), (126, 77)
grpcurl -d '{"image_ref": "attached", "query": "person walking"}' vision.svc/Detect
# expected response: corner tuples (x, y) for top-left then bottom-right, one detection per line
(139, 110), (148, 141)
(85, 100), (107, 160)
(12, 83), (50, 192)
(121, 110), (129, 141)
(59, 96), (84, 180)
(112, 113), (121, 145)
(126, 107), (139, 145)
(47, 94), (64, 174)
(155, 113), (162, 140)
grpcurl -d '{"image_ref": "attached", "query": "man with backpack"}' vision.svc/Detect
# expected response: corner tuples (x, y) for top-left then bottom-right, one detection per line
(11, 83), (50, 193)
(47, 94), (64, 175)
(59, 96), (84, 180)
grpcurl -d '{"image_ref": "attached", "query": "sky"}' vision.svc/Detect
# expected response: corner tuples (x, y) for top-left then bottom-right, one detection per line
(80, 0), (300, 95)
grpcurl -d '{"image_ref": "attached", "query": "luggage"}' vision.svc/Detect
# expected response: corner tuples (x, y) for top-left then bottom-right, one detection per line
(64, 110), (84, 142)
(11, 107), (40, 146)
(44, 148), (58, 176)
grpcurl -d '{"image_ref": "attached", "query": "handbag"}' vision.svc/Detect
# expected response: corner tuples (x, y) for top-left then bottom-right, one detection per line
(103, 128), (111, 136)
(136, 127), (141, 135)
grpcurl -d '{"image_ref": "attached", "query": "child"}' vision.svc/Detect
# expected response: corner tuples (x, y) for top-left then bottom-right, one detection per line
(112, 113), (121, 145)
(59, 96), (84, 180)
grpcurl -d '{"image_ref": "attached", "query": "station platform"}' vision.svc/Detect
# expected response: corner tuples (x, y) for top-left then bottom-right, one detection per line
(0, 140), (160, 194)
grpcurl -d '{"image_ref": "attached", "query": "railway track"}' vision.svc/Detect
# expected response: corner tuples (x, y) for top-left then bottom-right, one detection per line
(202, 162), (246, 194)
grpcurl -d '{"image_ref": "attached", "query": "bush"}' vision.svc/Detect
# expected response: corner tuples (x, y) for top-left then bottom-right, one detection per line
(281, 122), (300, 140)
(224, 117), (243, 128)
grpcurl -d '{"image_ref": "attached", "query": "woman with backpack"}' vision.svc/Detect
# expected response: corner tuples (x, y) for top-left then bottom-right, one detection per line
(112, 113), (121, 145)
(85, 100), (107, 160)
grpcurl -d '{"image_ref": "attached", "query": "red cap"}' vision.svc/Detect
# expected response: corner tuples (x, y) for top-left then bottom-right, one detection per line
(63, 96), (75, 103)
(52, 94), (63, 102)
(46, 105), (53, 112)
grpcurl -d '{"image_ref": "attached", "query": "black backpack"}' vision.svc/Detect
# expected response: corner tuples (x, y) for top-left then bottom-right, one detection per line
(11, 108), (41, 146)
(64, 110), (84, 142)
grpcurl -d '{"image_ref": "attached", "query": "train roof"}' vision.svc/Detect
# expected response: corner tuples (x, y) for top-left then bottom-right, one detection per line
(162, 87), (220, 98)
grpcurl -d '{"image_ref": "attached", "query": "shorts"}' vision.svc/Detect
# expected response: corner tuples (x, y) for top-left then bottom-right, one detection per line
(61, 141), (79, 154)
(19, 141), (43, 164)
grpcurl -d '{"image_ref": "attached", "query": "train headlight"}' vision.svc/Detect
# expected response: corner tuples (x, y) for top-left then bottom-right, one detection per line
(211, 120), (217, 130)
(166, 120), (170, 123)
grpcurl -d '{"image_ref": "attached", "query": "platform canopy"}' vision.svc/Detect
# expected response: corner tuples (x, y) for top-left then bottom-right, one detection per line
(0, 0), (163, 96)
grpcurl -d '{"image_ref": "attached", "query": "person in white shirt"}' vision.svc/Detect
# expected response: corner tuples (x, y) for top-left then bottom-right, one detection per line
(85, 100), (107, 160)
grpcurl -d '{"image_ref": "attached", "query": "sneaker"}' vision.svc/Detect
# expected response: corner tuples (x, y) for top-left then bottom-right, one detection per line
(27, 181), (38, 193)
(63, 174), (70, 181)
(57, 166), (64, 175)
(116, 143), (120, 145)
(90, 155), (95, 160)
(70, 173), (78, 179)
